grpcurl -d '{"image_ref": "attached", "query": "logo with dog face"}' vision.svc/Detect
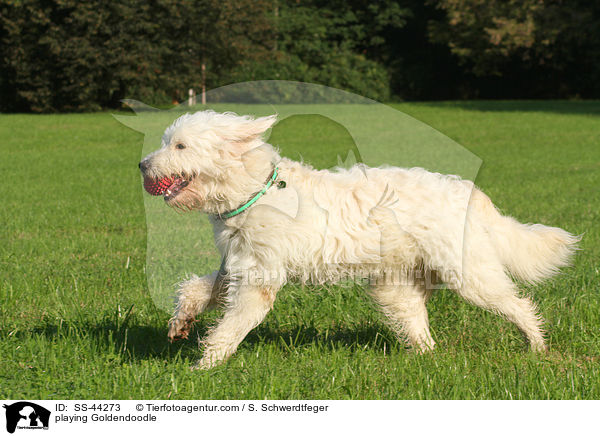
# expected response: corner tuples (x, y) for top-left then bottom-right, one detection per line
(3, 402), (50, 433)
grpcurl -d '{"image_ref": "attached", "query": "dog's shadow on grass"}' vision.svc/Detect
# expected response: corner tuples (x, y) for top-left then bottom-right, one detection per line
(21, 319), (400, 362)
(169, 322), (403, 358)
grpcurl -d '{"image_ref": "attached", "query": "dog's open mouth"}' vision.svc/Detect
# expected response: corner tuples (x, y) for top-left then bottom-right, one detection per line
(143, 175), (191, 200)
(163, 177), (190, 201)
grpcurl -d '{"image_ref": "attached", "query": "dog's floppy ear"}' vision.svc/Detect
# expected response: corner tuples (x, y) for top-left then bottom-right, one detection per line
(222, 114), (278, 143)
(246, 114), (278, 139)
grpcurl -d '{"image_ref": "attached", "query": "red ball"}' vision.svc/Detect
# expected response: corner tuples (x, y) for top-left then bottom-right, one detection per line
(144, 176), (173, 196)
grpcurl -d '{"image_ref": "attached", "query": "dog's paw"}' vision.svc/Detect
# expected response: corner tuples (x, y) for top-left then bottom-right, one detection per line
(167, 316), (195, 342)
(191, 357), (218, 371)
(191, 347), (229, 370)
(413, 342), (436, 354)
(530, 341), (548, 353)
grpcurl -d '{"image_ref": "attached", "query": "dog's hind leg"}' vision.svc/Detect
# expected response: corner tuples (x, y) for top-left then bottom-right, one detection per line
(454, 262), (547, 352)
(168, 271), (222, 342)
(194, 284), (277, 370)
(370, 280), (435, 352)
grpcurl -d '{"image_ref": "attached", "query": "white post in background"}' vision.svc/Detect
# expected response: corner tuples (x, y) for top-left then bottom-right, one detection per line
(188, 88), (195, 106)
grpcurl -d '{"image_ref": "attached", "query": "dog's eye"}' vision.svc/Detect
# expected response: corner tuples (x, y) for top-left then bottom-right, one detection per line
(175, 143), (185, 150)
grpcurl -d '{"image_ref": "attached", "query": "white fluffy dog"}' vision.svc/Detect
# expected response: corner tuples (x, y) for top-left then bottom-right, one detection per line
(139, 110), (579, 369)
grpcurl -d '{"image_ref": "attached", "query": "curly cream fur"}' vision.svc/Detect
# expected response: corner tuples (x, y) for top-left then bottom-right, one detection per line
(140, 110), (580, 369)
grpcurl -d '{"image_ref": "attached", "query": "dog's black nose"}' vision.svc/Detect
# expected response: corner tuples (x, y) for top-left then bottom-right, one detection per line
(139, 160), (148, 172)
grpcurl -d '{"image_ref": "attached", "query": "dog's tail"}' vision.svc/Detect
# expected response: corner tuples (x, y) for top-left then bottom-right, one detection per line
(471, 189), (580, 283)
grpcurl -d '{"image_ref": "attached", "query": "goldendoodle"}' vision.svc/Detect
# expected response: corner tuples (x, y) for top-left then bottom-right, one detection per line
(139, 110), (578, 369)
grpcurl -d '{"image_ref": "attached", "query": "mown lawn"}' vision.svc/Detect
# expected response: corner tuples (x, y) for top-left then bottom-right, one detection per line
(0, 101), (599, 399)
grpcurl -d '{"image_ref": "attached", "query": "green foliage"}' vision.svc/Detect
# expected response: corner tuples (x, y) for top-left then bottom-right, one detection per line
(428, 0), (600, 97)
(1, 1), (161, 111)
(429, 0), (544, 76)
(229, 0), (410, 101)
(234, 53), (391, 102)
(0, 0), (599, 111)
(0, 0), (274, 112)
(0, 0), (406, 110)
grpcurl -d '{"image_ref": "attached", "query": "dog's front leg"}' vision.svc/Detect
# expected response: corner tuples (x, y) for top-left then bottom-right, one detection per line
(168, 271), (222, 342)
(193, 284), (276, 370)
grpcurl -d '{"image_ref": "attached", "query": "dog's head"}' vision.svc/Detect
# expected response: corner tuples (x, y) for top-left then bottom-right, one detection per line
(139, 110), (278, 214)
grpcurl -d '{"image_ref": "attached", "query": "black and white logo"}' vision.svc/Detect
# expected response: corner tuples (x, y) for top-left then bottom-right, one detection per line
(3, 402), (50, 434)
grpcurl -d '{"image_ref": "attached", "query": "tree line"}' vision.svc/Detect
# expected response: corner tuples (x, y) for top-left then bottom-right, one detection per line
(1, 0), (598, 112)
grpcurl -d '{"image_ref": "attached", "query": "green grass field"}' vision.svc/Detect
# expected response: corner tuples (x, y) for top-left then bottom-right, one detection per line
(1, 101), (599, 399)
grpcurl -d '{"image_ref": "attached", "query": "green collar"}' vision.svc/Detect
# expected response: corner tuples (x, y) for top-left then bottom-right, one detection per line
(217, 167), (279, 220)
